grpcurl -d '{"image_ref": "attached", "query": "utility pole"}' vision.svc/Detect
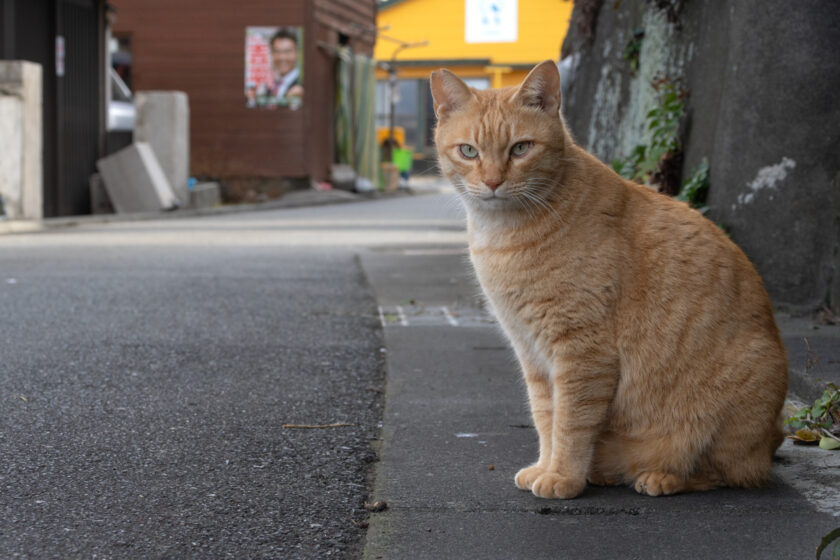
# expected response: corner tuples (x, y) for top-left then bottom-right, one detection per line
(378, 35), (428, 162)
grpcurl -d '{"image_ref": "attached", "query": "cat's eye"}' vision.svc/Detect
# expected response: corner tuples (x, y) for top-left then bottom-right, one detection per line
(511, 141), (532, 157)
(459, 144), (479, 159)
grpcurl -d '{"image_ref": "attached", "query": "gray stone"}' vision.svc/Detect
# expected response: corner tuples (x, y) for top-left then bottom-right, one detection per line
(96, 142), (179, 213)
(188, 181), (221, 209)
(134, 91), (190, 205)
(0, 61), (43, 220)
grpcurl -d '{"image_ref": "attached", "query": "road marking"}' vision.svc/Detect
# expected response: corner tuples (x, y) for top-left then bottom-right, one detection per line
(442, 306), (459, 326)
(401, 248), (468, 256)
(377, 304), (495, 328)
(395, 305), (409, 326)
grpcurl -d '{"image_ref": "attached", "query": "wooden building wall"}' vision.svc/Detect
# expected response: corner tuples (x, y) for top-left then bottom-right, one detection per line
(112, 0), (375, 183)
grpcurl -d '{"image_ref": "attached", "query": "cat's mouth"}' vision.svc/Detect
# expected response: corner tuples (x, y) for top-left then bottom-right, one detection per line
(473, 186), (508, 200)
(458, 183), (519, 209)
(474, 191), (515, 208)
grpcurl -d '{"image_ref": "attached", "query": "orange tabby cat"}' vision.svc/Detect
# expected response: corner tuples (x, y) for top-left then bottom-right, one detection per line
(430, 61), (788, 499)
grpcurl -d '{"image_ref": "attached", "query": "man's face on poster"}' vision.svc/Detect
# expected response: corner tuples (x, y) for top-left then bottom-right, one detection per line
(271, 37), (297, 76)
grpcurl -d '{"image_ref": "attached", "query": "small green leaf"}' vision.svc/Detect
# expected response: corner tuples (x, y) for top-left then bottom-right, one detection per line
(786, 419), (805, 430)
(819, 436), (840, 450)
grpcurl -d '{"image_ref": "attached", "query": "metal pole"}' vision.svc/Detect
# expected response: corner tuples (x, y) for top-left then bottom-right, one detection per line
(384, 41), (428, 163)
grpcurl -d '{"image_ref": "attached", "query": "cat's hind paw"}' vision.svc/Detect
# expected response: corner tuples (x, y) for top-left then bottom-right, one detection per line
(633, 472), (684, 496)
(514, 465), (545, 491)
(531, 472), (586, 499)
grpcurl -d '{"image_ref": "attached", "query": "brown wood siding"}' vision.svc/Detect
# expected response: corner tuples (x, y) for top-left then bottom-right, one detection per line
(112, 0), (375, 181)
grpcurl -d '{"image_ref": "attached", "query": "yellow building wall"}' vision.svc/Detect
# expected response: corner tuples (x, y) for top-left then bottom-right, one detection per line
(375, 0), (573, 86)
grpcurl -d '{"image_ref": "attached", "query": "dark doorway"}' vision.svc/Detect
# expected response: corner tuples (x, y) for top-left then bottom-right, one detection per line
(55, 0), (102, 216)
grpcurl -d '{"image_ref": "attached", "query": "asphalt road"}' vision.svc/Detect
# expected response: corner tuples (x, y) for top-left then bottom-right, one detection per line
(0, 192), (462, 559)
(2, 191), (839, 559)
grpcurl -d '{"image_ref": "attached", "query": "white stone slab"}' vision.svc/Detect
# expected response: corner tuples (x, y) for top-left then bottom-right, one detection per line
(135, 91), (190, 206)
(0, 97), (23, 217)
(96, 142), (179, 214)
(0, 61), (43, 220)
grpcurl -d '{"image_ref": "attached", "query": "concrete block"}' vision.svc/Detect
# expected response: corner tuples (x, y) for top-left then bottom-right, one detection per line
(135, 91), (190, 206)
(0, 61), (43, 220)
(189, 182), (221, 209)
(96, 142), (180, 213)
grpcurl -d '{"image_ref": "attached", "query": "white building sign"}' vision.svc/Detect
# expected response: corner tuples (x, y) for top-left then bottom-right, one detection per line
(465, 0), (518, 44)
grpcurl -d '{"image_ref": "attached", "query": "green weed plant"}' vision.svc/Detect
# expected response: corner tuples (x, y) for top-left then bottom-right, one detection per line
(676, 157), (709, 211)
(786, 384), (840, 450)
(612, 78), (685, 184)
(612, 78), (711, 210)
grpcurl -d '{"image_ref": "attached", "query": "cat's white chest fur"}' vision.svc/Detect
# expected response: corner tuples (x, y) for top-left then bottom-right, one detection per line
(469, 247), (556, 378)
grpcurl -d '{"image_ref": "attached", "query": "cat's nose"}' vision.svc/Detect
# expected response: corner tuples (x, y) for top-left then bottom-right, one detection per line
(484, 178), (503, 191)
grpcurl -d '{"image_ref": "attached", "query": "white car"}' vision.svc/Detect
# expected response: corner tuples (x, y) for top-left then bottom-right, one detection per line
(108, 67), (135, 131)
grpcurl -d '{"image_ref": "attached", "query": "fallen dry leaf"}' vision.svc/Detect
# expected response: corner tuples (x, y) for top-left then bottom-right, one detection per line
(364, 500), (388, 512)
(789, 428), (821, 443)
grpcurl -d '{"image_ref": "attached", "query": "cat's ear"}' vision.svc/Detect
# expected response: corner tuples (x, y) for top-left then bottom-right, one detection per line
(430, 69), (473, 119)
(515, 60), (562, 115)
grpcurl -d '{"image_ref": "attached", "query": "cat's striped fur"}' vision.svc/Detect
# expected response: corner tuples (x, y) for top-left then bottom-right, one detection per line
(430, 61), (788, 499)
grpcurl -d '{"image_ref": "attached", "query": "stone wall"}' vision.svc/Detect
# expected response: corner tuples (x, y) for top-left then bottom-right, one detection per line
(560, 0), (840, 313)
(0, 61), (43, 220)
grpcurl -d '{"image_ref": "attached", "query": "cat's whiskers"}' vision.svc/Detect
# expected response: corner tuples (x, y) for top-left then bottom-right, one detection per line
(518, 189), (557, 222)
(521, 178), (560, 207)
(523, 180), (569, 225)
(514, 192), (540, 222)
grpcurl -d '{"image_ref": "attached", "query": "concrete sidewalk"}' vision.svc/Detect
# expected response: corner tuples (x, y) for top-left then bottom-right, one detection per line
(0, 175), (454, 237)
(778, 314), (840, 403)
(360, 247), (840, 560)
(0, 183), (451, 237)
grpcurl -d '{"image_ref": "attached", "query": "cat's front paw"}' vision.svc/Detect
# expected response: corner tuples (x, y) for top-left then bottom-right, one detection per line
(514, 465), (545, 491)
(531, 472), (586, 499)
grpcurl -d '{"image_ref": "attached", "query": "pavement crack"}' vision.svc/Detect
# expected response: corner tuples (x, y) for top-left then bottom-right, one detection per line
(535, 505), (645, 516)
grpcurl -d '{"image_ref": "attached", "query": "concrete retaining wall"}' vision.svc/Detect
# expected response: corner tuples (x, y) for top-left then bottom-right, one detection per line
(560, 0), (840, 313)
(0, 61), (43, 220)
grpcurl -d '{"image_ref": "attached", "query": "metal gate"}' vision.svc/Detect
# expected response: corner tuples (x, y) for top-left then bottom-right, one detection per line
(56, 0), (102, 216)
